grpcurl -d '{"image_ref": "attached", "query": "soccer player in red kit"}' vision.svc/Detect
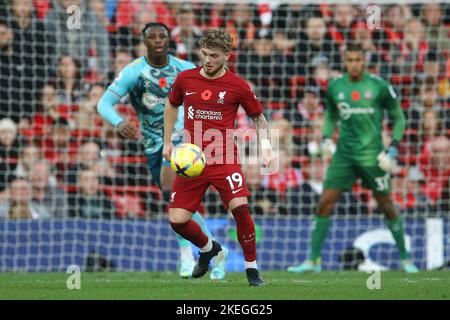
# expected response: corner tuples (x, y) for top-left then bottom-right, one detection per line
(162, 29), (276, 286)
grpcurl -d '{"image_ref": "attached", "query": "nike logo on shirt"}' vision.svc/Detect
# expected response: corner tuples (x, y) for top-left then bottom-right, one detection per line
(185, 91), (197, 96)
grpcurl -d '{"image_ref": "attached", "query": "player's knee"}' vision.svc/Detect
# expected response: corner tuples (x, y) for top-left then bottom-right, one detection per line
(316, 198), (335, 217)
(377, 201), (397, 219)
(160, 166), (175, 191)
(168, 209), (191, 224)
(228, 197), (248, 212)
(160, 180), (171, 193)
(374, 195), (396, 216)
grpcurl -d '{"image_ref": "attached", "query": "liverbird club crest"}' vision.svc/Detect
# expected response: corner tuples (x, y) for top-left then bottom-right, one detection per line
(217, 91), (227, 104)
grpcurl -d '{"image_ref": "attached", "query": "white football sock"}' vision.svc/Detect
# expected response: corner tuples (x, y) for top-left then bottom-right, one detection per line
(180, 245), (194, 262)
(245, 261), (258, 270)
(200, 239), (213, 253)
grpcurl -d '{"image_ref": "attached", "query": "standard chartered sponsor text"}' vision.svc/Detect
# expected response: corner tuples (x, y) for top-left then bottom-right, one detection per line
(195, 110), (223, 120)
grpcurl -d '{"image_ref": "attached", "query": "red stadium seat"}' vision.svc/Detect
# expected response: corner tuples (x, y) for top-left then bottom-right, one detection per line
(103, 185), (160, 194)
(293, 127), (310, 136)
(111, 193), (146, 218)
(265, 102), (287, 110)
(390, 75), (413, 85)
(107, 156), (147, 164)
(289, 76), (307, 98)
(390, 75), (413, 109)
(291, 155), (309, 168)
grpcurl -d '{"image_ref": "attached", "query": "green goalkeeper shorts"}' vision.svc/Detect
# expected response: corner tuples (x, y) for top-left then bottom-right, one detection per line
(323, 151), (391, 195)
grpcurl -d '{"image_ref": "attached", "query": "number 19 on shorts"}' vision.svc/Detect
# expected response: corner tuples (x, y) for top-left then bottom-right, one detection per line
(226, 173), (243, 194)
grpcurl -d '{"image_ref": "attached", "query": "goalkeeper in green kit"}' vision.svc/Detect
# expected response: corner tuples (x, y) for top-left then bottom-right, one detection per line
(288, 43), (419, 273)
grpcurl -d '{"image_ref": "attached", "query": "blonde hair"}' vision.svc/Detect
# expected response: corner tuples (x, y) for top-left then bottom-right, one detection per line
(198, 29), (233, 53)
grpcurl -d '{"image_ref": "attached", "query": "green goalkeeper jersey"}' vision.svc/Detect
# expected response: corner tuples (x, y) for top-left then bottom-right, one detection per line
(322, 72), (405, 166)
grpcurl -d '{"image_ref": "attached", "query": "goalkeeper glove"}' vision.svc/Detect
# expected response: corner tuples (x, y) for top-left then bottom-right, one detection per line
(377, 141), (399, 173)
(320, 137), (336, 160)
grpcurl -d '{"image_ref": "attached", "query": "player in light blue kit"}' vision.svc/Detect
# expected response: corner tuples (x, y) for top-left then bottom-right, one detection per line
(97, 23), (227, 279)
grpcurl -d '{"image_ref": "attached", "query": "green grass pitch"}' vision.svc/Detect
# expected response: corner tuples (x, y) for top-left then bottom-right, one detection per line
(0, 271), (449, 300)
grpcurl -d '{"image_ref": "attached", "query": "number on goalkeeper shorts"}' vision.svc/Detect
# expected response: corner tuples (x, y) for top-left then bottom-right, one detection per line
(375, 174), (390, 191)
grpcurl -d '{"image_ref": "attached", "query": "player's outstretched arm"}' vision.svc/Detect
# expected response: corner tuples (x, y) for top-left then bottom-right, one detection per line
(321, 89), (338, 160)
(97, 90), (124, 126)
(162, 100), (179, 161)
(388, 101), (406, 144)
(97, 90), (138, 139)
(321, 108), (337, 160)
(377, 85), (405, 173)
(322, 86), (338, 140)
(251, 113), (277, 172)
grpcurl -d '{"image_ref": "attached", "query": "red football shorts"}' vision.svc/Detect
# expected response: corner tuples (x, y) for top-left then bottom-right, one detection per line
(168, 164), (251, 212)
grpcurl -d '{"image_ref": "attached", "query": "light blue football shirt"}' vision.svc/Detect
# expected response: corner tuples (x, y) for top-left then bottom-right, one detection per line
(107, 55), (195, 154)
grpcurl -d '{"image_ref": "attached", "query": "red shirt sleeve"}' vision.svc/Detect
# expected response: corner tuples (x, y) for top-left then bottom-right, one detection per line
(168, 72), (185, 106)
(238, 79), (263, 117)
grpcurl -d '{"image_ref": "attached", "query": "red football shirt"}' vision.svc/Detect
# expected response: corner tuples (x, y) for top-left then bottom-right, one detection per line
(168, 67), (263, 165)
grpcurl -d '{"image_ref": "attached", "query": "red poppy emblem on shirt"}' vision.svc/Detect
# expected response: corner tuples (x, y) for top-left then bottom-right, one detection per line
(159, 78), (167, 88)
(201, 90), (212, 101)
(351, 91), (360, 101)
